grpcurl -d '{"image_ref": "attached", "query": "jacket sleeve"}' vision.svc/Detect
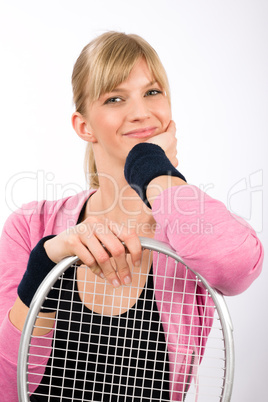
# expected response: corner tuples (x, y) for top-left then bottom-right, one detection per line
(152, 185), (264, 296)
(0, 204), (53, 401)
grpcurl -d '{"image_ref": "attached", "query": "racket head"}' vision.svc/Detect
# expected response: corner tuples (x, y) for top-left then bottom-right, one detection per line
(17, 237), (234, 402)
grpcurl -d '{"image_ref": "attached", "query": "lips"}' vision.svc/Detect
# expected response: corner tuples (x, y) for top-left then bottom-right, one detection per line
(123, 127), (157, 139)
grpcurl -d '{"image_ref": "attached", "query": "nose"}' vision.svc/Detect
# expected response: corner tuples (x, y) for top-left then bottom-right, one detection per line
(127, 97), (151, 122)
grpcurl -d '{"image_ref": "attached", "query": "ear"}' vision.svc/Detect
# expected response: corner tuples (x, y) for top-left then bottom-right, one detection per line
(71, 112), (97, 143)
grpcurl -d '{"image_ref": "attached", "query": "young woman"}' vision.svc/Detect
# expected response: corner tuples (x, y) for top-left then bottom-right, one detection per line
(0, 31), (263, 401)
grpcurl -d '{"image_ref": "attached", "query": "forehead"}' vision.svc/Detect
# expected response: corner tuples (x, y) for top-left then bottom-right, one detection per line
(110, 59), (156, 91)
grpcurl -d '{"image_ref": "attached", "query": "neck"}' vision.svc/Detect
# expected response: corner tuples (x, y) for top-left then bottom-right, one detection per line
(85, 176), (155, 237)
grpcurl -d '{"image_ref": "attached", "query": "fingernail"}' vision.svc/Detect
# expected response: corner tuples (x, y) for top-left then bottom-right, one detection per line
(124, 275), (132, 285)
(112, 279), (120, 288)
(100, 272), (105, 279)
(135, 260), (141, 267)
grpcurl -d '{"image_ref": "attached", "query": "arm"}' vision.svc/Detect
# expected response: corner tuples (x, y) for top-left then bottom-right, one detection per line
(148, 178), (263, 295)
(0, 206), (54, 401)
(124, 139), (263, 296)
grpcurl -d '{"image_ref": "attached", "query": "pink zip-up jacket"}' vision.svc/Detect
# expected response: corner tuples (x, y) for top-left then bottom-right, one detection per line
(0, 185), (263, 401)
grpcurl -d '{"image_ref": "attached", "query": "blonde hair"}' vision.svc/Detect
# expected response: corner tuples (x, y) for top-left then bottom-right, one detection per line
(72, 31), (171, 188)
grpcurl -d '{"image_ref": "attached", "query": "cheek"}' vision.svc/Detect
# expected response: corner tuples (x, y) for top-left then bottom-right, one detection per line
(90, 111), (120, 140)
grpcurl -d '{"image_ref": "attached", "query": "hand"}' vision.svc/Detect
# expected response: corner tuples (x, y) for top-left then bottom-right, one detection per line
(44, 217), (142, 288)
(145, 120), (178, 168)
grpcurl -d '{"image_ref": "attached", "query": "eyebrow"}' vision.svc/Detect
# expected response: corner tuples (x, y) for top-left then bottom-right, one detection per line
(110, 80), (158, 93)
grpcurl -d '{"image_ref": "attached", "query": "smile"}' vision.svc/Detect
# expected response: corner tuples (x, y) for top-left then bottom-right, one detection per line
(123, 127), (157, 139)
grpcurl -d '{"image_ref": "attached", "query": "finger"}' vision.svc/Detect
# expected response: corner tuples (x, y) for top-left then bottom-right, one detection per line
(166, 119), (176, 135)
(109, 223), (142, 272)
(69, 238), (105, 280)
(173, 156), (179, 168)
(83, 233), (123, 288)
(145, 122), (177, 154)
(109, 244), (132, 286)
(95, 230), (131, 286)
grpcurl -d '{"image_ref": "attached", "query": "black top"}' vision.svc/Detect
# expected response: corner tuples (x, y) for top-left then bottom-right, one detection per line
(31, 266), (170, 401)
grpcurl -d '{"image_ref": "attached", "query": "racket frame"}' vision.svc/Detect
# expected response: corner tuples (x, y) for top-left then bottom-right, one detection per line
(17, 236), (234, 402)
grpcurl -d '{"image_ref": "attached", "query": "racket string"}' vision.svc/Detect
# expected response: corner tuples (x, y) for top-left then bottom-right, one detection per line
(27, 250), (228, 401)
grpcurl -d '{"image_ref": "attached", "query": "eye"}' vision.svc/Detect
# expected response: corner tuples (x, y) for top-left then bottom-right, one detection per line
(104, 96), (123, 105)
(145, 89), (163, 97)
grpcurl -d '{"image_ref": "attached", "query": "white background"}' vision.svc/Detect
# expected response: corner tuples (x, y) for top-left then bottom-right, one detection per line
(0, 1), (267, 400)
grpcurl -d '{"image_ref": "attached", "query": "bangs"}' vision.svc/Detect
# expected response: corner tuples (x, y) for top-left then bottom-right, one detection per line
(86, 34), (170, 104)
(89, 47), (142, 102)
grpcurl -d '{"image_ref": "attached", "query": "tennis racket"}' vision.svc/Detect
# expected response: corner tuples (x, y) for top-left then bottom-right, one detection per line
(17, 237), (234, 401)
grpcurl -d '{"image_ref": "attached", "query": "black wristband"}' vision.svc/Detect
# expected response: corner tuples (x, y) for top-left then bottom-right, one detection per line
(124, 143), (186, 208)
(18, 235), (56, 308)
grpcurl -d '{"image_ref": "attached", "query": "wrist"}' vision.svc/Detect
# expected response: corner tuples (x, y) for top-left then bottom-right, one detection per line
(146, 175), (187, 207)
(44, 236), (62, 264)
(124, 143), (186, 208)
(17, 235), (56, 308)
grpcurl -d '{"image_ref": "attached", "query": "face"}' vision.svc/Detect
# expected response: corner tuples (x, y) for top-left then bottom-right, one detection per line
(84, 58), (172, 169)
